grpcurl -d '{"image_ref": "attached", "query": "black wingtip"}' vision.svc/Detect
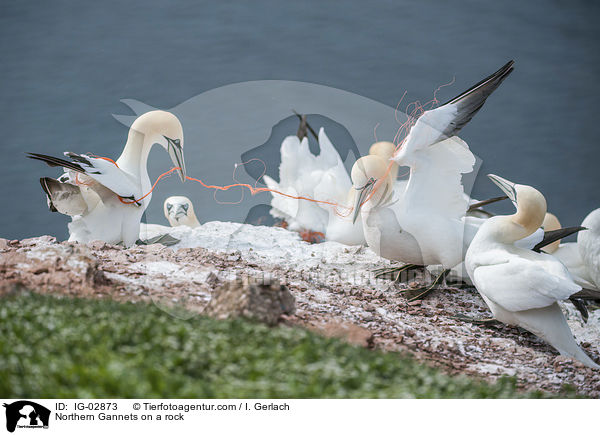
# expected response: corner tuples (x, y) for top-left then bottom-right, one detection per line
(568, 298), (588, 323)
(39, 177), (58, 212)
(467, 195), (509, 212)
(571, 288), (600, 302)
(443, 60), (515, 107)
(26, 152), (84, 173)
(533, 226), (587, 252)
(292, 110), (319, 142)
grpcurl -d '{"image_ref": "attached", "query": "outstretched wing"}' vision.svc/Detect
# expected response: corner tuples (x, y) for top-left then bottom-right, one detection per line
(28, 152), (141, 203)
(395, 60), (514, 158)
(400, 136), (476, 220)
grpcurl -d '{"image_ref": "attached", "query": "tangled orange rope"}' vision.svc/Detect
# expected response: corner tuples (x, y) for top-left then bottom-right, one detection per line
(81, 84), (451, 212)
(82, 156), (352, 210)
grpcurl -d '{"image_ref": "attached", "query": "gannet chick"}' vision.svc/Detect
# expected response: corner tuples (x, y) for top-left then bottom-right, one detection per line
(28, 110), (186, 247)
(465, 174), (599, 369)
(164, 196), (200, 228)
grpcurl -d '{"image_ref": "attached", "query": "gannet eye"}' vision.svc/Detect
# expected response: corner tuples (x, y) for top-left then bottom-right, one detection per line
(166, 203), (173, 211)
(163, 136), (181, 148)
(182, 203), (189, 211)
(356, 177), (376, 191)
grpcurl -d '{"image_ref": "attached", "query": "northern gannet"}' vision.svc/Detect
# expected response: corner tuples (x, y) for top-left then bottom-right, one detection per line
(315, 139), (403, 246)
(264, 129), (399, 246)
(28, 110), (186, 247)
(543, 210), (600, 290)
(465, 174), (599, 369)
(579, 208), (600, 289)
(164, 196), (201, 228)
(352, 61), (514, 296)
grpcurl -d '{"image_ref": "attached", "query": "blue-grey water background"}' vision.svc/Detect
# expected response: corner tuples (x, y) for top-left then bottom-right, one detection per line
(1, 0), (598, 240)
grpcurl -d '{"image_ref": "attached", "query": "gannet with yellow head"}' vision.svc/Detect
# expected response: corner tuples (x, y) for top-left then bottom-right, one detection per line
(350, 154), (423, 261)
(353, 62), (514, 270)
(318, 140), (403, 246)
(465, 175), (599, 369)
(28, 110), (186, 247)
(164, 196), (200, 228)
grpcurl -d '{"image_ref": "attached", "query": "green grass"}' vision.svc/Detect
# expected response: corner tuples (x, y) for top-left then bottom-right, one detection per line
(0, 292), (549, 398)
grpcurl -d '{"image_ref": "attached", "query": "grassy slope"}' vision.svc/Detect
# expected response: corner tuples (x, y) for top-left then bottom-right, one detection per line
(0, 292), (553, 398)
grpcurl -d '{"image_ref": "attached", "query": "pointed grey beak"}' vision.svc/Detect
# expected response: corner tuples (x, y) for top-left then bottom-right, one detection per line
(165, 136), (186, 182)
(487, 174), (517, 206)
(173, 205), (188, 218)
(352, 178), (376, 224)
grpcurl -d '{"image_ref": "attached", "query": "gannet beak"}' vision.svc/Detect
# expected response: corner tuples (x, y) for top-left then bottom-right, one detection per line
(174, 204), (188, 218)
(487, 174), (517, 206)
(165, 136), (186, 182)
(352, 178), (376, 224)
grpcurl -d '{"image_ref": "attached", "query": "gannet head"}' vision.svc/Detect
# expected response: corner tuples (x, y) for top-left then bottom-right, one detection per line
(541, 212), (561, 253)
(369, 141), (399, 180)
(130, 110), (186, 182)
(163, 196), (200, 227)
(350, 155), (394, 223)
(488, 174), (547, 241)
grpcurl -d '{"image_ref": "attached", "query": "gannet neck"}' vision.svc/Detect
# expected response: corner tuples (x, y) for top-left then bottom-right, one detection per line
(116, 110), (185, 182)
(487, 175), (547, 243)
(484, 215), (531, 245)
(117, 129), (152, 179)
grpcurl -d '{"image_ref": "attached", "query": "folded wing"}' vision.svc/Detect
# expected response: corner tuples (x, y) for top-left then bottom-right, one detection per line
(473, 254), (581, 312)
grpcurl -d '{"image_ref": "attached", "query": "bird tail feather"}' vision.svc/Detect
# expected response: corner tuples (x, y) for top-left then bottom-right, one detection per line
(516, 303), (599, 369)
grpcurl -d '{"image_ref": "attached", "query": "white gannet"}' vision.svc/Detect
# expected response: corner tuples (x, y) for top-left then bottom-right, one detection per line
(540, 213), (595, 289)
(264, 129), (398, 246)
(465, 174), (599, 369)
(29, 110), (186, 247)
(352, 61), (514, 295)
(351, 154), (423, 261)
(543, 210), (600, 290)
(163, 196), (201, 228)
(263, 130), (332, 235)
(579, 208), (600, 289)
